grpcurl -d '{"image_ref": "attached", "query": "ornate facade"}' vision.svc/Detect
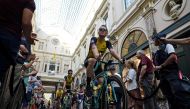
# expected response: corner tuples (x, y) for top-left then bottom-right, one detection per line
(72, 0), (190, 89)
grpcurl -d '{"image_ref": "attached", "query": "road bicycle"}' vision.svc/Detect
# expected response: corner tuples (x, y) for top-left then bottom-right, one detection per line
(84, 60), (127, 109)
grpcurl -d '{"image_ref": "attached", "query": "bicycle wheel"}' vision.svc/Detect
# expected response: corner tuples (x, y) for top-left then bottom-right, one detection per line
(8, 79), (25, 109)
(83, 96), (91, 109)
(63, 95), (72, 109)
(0, 66), (14, 108)
(100, 75), (128, 109)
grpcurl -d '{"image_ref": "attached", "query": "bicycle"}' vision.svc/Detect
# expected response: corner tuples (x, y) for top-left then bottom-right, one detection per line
(83, 60), (127, 109)
(76, 91), (85, 109)
(62, 89), (75, 109)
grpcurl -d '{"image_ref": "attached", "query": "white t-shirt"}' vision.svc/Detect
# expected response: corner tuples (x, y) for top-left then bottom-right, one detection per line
(126, 69), (138, 91)
(165, 44), (175, 54)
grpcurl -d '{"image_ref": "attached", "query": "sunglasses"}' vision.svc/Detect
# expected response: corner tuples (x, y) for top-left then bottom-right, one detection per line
(99, 28), (107, 32)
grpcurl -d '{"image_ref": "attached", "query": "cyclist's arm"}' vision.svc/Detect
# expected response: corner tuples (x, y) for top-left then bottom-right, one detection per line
(91, 44), (100, 59)
(163, 37), (190, 45)
(63, 80), (66, 89)
(109, 48), (122, 62)
(107, 41), (122, 62)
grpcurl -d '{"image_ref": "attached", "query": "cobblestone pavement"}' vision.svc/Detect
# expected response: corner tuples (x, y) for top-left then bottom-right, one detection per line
(157, 99), (169, 109)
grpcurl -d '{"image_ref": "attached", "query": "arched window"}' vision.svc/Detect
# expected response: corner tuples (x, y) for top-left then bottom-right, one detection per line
(121, 30), (147, 57)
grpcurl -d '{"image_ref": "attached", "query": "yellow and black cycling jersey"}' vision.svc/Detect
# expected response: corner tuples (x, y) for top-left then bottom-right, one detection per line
(87, 37), (112, 58)
(56, 89), (63, 98)
(64, 76), (74, 86)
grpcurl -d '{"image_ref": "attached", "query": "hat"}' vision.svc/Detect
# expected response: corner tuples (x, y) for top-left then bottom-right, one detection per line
(152, 33), (166, 41)
(34, 86), (38, 89)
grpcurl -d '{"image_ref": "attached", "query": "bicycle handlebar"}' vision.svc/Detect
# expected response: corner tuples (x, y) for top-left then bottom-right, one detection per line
(98, 60), (120, 65)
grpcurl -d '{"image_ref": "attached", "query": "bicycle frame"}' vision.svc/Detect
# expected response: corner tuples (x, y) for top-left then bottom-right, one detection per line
(89, 60), (123, 109)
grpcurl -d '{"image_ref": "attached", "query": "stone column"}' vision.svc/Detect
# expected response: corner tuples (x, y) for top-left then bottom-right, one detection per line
(143, 7), (158, 55)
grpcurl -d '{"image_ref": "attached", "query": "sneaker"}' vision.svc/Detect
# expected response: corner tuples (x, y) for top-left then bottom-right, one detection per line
(85, 85), (93, 97)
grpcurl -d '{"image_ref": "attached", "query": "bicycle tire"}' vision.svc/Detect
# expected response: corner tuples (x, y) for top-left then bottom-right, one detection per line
(100, 75), (128, 109)
(8, 79), (25, 109)
(0, 66), (14, 108)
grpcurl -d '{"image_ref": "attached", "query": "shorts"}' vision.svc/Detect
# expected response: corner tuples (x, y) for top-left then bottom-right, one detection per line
(66, 85), (71, 93)
(84, 58), (103, 76)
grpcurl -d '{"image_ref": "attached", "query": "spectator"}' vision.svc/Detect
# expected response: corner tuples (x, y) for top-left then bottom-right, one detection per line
(0, 0), (36, 94)
(124, 60), (143, 109)
(153, 33), (190, 109)
(136, 50), (157, 109)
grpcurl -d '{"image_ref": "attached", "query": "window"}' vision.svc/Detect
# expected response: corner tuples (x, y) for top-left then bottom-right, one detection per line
(44, 64), (47, 72)
(64, 64), (69, 72)
(38, 42), (44, 50)
(124, 0), (135, 10)
(49, 62), (55, 71)
(121, 30), (147, 57)
(57, 66), (59, 73)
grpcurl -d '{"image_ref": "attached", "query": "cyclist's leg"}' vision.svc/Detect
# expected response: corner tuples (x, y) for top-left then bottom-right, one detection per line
(85, 58), (96, 85)
(85, 58), (96, 97)
(95, 64), (103, 85)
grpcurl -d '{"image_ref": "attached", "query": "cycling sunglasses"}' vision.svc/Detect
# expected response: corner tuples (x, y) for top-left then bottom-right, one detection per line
(99, 28), (107, 32)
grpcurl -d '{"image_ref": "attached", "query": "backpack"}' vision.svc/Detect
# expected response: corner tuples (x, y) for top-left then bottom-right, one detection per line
(154, 44), (178, 69)
(154, 48), (168, 66)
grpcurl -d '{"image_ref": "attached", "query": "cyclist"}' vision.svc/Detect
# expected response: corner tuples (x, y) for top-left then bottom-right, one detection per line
(84, 25), (122, 96)
(56, 86), (64, 100)
(63, 69), (74, 93)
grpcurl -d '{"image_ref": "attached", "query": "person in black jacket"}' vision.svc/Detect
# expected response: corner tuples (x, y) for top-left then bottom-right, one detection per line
(153, 33), (190, 109)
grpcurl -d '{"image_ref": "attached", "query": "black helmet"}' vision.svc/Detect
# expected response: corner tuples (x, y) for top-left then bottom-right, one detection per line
(152, 33), (166, 41)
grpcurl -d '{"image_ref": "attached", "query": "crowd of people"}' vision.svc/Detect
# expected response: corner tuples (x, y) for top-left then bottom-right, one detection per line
(14, 15), (45, 109)
(0, 0), (47, 108)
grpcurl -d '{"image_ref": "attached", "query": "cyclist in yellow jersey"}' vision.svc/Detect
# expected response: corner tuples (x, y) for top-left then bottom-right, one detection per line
(63, 69), (74, 93)
(56, 86), (64, 99)
(84, 25), (122, 97)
